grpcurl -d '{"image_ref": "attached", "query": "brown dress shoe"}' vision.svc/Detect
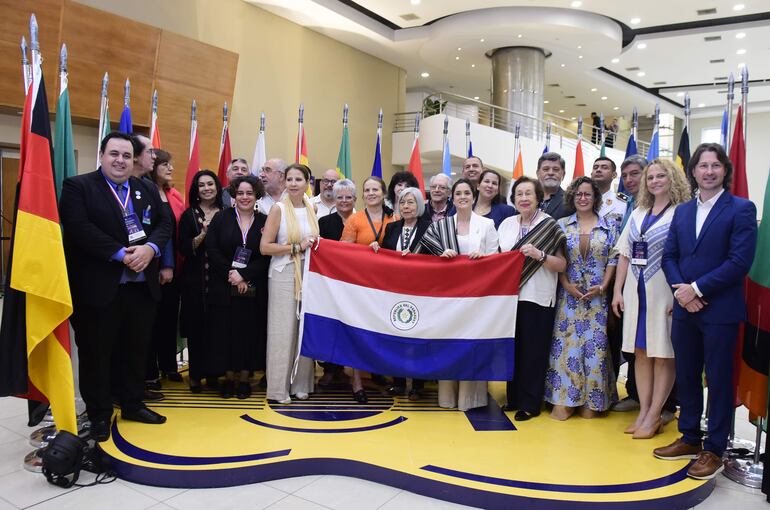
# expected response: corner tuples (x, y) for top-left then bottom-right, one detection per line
(653, 438), (702, 460)
(687, 451), (724, 480)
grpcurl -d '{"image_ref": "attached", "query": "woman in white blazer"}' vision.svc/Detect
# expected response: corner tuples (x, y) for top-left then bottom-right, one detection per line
(417, 178), (499, 410)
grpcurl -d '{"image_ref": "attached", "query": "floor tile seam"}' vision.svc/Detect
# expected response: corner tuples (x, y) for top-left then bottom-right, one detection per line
(374, 488), (404, 509)
(0, 494), (18, 510)
(116, 479), (190, 502)
(22, 486), (82, 509)
(290, 492), (336, 509)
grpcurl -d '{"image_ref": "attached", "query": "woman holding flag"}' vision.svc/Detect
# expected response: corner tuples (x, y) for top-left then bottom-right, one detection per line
(417, 178), (499, 411)
(261, 164), (319, 404)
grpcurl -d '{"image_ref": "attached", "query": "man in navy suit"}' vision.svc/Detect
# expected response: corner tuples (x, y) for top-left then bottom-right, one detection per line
(655, 143), (757, 479)
(60, 132), (172, 441)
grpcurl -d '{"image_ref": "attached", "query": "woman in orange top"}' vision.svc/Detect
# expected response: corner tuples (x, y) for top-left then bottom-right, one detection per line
(340, 176), (396, 403)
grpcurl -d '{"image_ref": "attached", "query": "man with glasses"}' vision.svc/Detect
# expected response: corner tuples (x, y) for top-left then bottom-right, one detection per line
(130, 134), (156, 178)
(423, 173), (455, 222)
(656, 142), (757, 480)
(257, 158), (287, 215)
(221, 158), (250, 208)
(312, 169), (340, 218)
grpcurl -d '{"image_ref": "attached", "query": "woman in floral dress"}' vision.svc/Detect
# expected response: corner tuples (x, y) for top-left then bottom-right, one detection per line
(544, 177), (619, 420)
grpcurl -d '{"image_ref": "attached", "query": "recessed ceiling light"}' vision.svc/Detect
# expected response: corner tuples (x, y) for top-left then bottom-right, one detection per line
(613, 106), (619, 110)
(517, 34), (523, 38)
(630, 17), (641, 25)
(578, 55), (584, 59)
(590, 87), (598, 92)
(480, 38), (485, 42)
(420, 72), (430, 78)
(455, 56), (460, 60)
(577, 45), (582, 49)
(410, 0), (421, 5)
(637, 43), (647, 49)
(736, 48), (746, 55)
(601, 96), (608, 100)
(473, 96), (480, 100)
(559, 109), (565, 113)
(471, 64), (476, 68)
(637, 71), (646, 77)
(737, 62), (746, 68)
(698, 103), (706, 107)
(560, 63), (566, 68)
(544, 100), (550, 104)
(736, 32), (746, 39)
(571, 116), (577, 120)
(733, 4), (745, 11)
(676, 92), (685, 97)
(611, 58), (620, 63)
(571, 1), (582, 7)
(457, 47), (462, 51)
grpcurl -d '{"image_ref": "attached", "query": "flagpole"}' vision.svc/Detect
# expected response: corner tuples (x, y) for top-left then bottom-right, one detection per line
(20, 37), (31, 94)
(545, 121), (552, 151)
(297, 103), (304, 164)
(632, 107), (638, 144)
(741, 66), (749, 150)
(124, 78), (130, 109)
(260, 111), (266, 133)
(577, 116), (583, 142)
(150, 89), (158, 144)
(599, 113), (605, 147)
(654, 103), (660, 139)
(442, 114), (449, 152)
(465, 119), (470, 157)
(684, 93), (690, 132)
(726, 73), (735, 153)
(514, 122), (520, 165)
(97, 73), (108, 166)
(190, 100), (197, 158)
(219, 101), (228, 160)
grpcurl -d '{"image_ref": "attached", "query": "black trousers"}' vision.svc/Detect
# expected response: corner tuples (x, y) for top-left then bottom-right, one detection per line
(72, 283), (157, 423)
(145, 280), (180, 379)
(506, 301), (556, 413)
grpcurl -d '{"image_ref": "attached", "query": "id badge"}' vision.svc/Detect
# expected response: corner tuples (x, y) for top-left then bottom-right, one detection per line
(124, 213), (147, 244)
(232, 246), (252, 268)
(631, 240), (648, 266)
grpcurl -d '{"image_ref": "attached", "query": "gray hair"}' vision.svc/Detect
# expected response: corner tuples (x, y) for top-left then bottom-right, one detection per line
(266, 157), (287, 174)
(621, 154), (648, 171)
(398, 187), (425, 217)
(429, 173), (453, 188)
(537, 151), (566, 171)
(333, 178), (356, 198)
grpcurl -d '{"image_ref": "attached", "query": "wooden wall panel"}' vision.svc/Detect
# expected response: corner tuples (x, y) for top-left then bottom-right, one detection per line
(0, 0), (63, 110)
(60, 0), (159, 126)
(156, 31), (238, 96)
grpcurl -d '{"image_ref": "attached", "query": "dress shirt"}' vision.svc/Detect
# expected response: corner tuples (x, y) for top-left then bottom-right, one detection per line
(691, 188), (725, 297)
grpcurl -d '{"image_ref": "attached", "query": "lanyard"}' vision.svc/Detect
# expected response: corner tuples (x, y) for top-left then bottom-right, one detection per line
(400, 223), (416, 251)
(105, 178), (131, 216)
(518, 210), (539, 241)
(640, 202), (671, 239)
(365, 209), (385, 242)
(234, 208), (254, 246)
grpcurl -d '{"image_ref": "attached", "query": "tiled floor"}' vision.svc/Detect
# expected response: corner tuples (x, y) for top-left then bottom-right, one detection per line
(0, 394), (767, 509)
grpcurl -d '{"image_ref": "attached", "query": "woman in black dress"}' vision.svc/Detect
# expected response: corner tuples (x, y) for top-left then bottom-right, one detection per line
(206, 175), (271, 399)
(178, 170), (223, 393)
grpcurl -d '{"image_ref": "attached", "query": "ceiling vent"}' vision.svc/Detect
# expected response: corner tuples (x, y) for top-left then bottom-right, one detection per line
(548, 83), (560, 87)
(625, 66), (640, 71)
(564, 95), (576, 99)
(576, 103), (587, 107)
(718, 90), (728, 94)
(709, 58), (725, 63)
(697, 8), (717, 15)
(399, 13), (419, 21)
(653, 81), (667, 85)
(704, 35), (722, 42)
(714, 76), (728, 81)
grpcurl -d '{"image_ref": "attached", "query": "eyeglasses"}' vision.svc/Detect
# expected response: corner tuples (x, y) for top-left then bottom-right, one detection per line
(575, 192), (594, 199)
(430, 185), (449, 190)
(322, 179), (338, 185)
(260, 166), (276, 174)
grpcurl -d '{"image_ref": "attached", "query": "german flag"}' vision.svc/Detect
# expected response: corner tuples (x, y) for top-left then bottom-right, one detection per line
(0, 17), (76, 434)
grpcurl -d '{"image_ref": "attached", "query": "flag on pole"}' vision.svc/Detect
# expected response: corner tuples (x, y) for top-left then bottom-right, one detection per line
(441, 116), (451, 177)
(299, 240), (524, 380)
(408, 113), (425, 192)
(737, 169), (770, 418)
(96, 72), (110, 166)
(217, 102), (232, 188)
(573, 139), (584, 179)
(599, 139), (607, 158)
(336, 104), (352, 180)
(466, 119), (473, 158)
(295, 104), (309, 166)
(53, 44), (75, 199)
(617, 132), (638, 193)
(729, 105), (748, 198)
(149, 89), (161, 149)
(513, 123), (524, 180)
(251, 113), (266, 177)
(720, 109), (729, 148)
(513, 149), (524, 180)
(647, 129), (659, 160)
(118, 78), (132, 133)
(184, 100), (200, 204)
(675, 126), (690, 171)
(0, 14), (76, 434)
(371, 109), (382, 178)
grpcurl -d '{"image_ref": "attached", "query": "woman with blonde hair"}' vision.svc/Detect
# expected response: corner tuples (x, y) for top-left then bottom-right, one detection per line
(261, 164), (320, 404)
(612, 158), (690, 438)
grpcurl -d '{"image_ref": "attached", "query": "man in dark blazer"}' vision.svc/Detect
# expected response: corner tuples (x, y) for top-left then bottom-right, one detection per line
(656, 142), (757, 479)
(536, 152), (569, 220)
(59, 132), (172, 441)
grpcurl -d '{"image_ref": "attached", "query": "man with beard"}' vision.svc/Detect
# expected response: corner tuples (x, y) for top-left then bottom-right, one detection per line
(257, 158), (287, 215)
(536, 152), (569, 220)
(312, 169), (340, 218)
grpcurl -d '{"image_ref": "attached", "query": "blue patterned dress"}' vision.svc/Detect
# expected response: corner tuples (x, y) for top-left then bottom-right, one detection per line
(544, 214), (619, 411)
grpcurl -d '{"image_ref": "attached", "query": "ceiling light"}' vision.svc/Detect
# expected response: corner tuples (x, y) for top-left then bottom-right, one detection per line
(471, 64), (476, 68)
(473, 96), (480, 100)
(630, 17), (641, 25)
(559, 109), (565, 113)
(544, 100), (550, 104)
(517, 34), (523, 38)
(601, 96), (608, 100)
(611, 58), (620, 63)
(480, 38), (485, 42)
(420, 72), (430, 78)
(457, 47), (462, 51)
(410, 0), (421, 5)
(637, 71), (646, 77)
(637, 43), (647, 49)
(590, 87), (598, 92)
(736, 48), (746, 55)
(571, 116), (577, 120)
(560, 63), (566, 67)
(698, 103), (706, 107)
(735, 32), (746, 39)
(455, 56), (460, 60)
(578, 55), (584, 59)
(676, 92), (685, 97)
(613, 106), (619, 110)
(733, 4), (745, 11)
(577, 45), (582, 49)
(571, 1), (582, 7)
(737, 62), (746, 68)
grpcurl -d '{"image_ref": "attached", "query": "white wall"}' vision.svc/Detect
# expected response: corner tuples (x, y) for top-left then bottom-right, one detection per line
(690, 110), (770, 219)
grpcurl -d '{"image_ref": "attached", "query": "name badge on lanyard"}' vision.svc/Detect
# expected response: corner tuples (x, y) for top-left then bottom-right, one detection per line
(107, 179), (147, 244)
(232, 209), (254, 269)
(631, 240), (648, 266)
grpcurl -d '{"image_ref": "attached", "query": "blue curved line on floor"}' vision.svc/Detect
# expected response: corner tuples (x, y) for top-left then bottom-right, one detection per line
(109, 421), (291, 466)
(273, 410), (383, 421)
(240, 414), (407, 432)
(105, 456), (715, 509)
(420, 464), (691, 494)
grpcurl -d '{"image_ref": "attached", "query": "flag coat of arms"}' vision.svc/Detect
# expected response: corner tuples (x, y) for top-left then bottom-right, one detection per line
(299, 241), (524, 381)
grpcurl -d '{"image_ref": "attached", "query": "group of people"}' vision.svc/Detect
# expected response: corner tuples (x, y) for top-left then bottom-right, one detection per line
(60, 131), (757, 481)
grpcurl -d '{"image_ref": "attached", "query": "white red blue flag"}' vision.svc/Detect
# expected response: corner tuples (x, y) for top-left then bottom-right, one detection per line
(300, 241), (524, 381)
